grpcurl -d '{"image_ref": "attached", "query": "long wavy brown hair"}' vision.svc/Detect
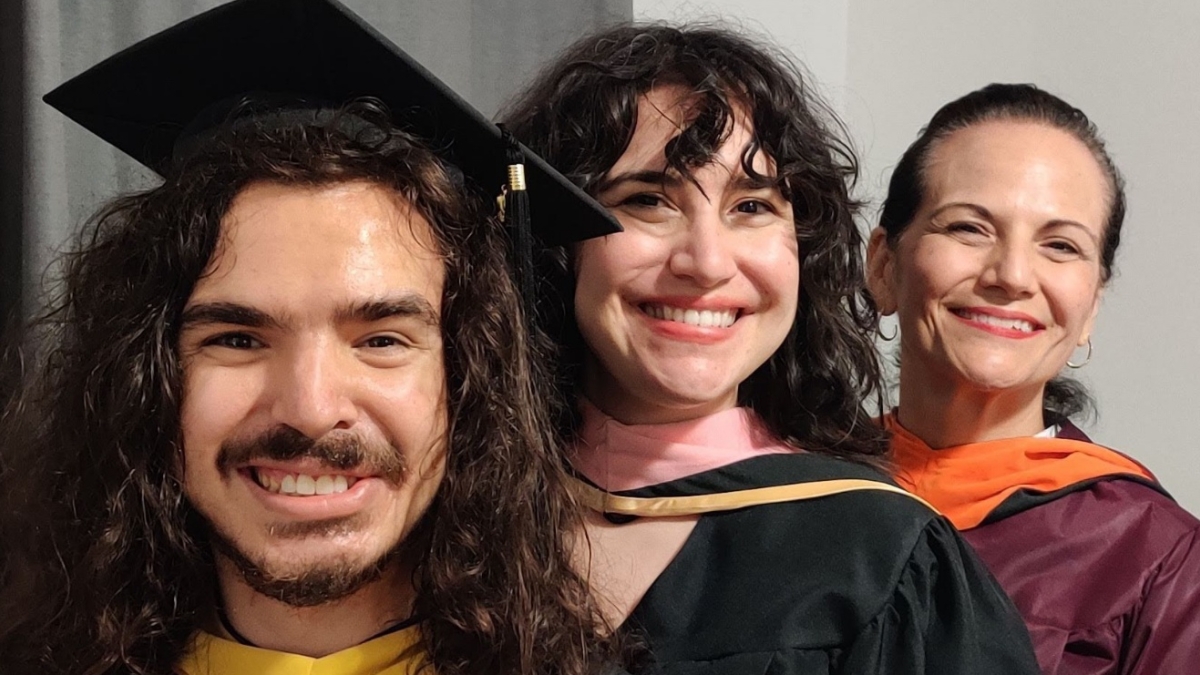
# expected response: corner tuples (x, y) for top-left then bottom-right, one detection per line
(501, 23), (888, 460)
(0, 101), (612, 675)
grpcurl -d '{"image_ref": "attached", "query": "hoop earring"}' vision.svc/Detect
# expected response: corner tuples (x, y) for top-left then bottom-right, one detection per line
(878, 323), (898, 342)
(1067, 338), (1093, 369)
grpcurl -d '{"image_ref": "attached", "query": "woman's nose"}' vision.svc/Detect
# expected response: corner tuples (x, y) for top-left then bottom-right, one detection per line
(666, 207), (738, 288)
(980, 239), (1037, 298)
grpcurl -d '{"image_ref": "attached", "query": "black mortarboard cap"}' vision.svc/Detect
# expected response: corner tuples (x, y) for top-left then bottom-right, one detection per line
(42, 0), (619, 247)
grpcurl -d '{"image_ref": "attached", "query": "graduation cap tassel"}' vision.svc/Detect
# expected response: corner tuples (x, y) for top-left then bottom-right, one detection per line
(500, 128), (535, 322)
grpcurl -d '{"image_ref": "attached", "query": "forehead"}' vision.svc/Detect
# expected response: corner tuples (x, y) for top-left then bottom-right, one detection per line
(188, 180), (445, 313)
(612, 84), (775, 177)
(923, 120), (1110, 225)
(619, 85), (697, 169)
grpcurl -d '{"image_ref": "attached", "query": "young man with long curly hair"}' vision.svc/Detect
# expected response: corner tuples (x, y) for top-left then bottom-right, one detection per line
(0, 1), (620, 674)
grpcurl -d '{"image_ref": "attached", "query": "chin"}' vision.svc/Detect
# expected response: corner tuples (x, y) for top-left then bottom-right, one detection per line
(216, 528), (403, 607)
(651, 378), (737, 409)
(646, 362), (742, 398)
(262, 538), (392, 572)
(953, 365), (1045, 394)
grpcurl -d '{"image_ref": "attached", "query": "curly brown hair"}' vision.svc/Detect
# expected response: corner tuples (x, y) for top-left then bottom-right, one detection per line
(500, 23), (887, 460)
(0, 100), (611, 675)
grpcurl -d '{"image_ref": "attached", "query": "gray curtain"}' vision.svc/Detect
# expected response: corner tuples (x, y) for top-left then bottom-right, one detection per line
(0, 0), (631, 327)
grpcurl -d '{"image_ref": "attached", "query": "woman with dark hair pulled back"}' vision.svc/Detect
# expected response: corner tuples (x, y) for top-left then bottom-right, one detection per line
(503, 24), (1039, 675)
(867, 83), (1200, 673)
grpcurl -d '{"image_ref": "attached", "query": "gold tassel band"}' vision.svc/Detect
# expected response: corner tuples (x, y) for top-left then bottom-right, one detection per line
(569, 476), (936, 517)
(507, 163), (527, 191)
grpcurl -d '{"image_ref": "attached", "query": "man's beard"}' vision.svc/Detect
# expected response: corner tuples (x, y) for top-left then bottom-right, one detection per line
(205, 425), (412, 608)
(209, 517), (403, 607)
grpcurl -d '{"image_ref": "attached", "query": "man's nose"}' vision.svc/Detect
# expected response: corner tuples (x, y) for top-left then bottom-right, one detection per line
(268, 341), (358, 439)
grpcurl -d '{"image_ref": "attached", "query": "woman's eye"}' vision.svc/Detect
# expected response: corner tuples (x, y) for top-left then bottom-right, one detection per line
(947, 221), (984, 235)
(735, 200), (768, 214)
(622, 193), (665, 208)
(1046, 240), (1082, 255)
(205, 333), (260, 350)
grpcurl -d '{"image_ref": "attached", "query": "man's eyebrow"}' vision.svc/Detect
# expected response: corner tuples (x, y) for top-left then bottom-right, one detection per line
(595, 169), (683, 193)
(335, 295), (440, 327)
(180, 302), (284, 331)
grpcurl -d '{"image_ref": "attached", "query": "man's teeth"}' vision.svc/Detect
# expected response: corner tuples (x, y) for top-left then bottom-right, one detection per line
(255, 470), (354, 496)
(642, 304), (737, 328)
(961, 311), (1035, 333)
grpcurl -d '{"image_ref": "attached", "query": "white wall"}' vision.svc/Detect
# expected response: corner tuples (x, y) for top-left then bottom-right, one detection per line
(636, 0), (1200, 513)
(633, 0), (849, 107)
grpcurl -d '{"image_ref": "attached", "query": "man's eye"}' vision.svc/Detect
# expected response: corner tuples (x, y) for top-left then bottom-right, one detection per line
(362, 335), (406, 349)
(205, 333), (260, 350)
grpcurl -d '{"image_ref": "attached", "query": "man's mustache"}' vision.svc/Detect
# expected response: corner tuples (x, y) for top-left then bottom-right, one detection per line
(216, 425), (407, 485)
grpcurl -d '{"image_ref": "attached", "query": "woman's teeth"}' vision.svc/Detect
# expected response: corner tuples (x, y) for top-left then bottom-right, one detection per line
(254, 469), (356, 496)
(642, 304), (738, 328)
(956, 309), (1036, 333)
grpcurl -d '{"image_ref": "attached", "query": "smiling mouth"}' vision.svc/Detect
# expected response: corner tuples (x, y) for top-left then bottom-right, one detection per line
(951, 308), (1041, 333)
(249, 467), (361, 496)
(639, 303), (740, 328)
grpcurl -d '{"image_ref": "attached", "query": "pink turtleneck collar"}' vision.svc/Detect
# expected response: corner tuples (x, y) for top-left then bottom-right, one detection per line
(571, 399), (795, 491)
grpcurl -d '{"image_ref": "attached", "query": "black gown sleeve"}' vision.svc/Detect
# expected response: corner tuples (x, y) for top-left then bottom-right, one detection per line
(840, 516), (1040, 674)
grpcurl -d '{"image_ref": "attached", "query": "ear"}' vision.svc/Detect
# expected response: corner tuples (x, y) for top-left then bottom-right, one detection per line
(866, 227), (898, 315)
(1078, 284), (1105, 345)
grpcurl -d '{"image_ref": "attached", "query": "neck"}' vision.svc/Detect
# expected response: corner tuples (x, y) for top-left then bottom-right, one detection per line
(582, 362), (735, 425)
(897, 360), (1046, 449)
(215, 556), (415, 657)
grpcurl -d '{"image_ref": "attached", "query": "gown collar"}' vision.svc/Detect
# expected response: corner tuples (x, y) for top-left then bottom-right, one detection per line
(884, 412), (1156, 530)
(571, 398), (792, 491)
(178, 623), (427, 675)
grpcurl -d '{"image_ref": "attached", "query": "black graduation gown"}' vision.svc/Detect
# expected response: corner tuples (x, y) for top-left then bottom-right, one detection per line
(582, 454), (1040, 675)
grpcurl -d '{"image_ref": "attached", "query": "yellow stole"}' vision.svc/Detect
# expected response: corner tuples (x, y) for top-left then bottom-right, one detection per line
(177, 624), (429, 675)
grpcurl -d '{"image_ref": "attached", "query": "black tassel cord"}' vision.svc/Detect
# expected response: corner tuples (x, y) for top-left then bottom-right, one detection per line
(499, 128), (535, 322)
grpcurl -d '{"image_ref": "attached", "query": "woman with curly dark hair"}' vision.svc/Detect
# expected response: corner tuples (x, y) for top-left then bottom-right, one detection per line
(868, 83), (1200, 673)
(0, 1), (621, 674)
(502, 23), (1039, 675)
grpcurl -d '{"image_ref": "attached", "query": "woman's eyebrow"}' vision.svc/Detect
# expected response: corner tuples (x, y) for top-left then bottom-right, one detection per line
(1043, 219), (1101, 244)
(595, 169), (682, 193)
(731, 174), (783, 192)
(929, 202), (993, 221)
